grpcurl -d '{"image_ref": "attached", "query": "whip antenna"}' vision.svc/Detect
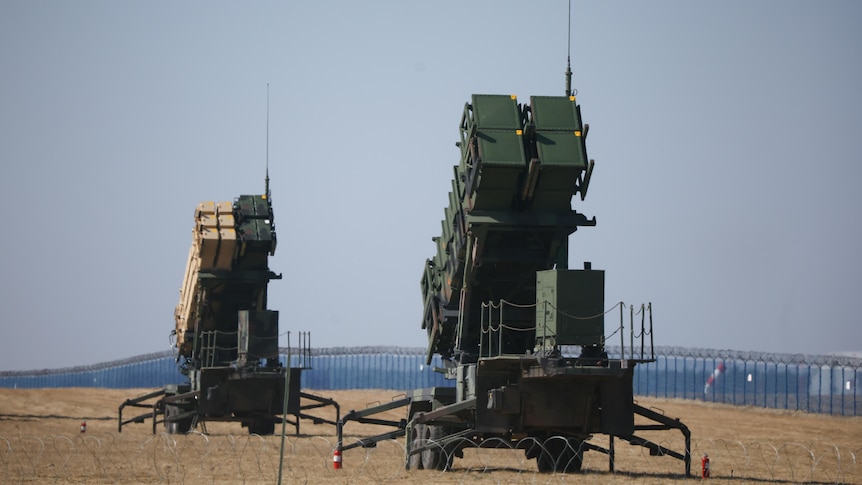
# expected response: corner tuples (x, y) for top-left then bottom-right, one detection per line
(265, 83), (271, 199)
(565, 0), (573, 96)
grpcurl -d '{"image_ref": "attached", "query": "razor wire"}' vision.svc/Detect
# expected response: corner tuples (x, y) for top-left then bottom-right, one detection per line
(0, 432), (858, 484)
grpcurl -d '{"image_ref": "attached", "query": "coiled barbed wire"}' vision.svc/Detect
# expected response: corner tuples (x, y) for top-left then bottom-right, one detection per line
(0, 433), (857, 483)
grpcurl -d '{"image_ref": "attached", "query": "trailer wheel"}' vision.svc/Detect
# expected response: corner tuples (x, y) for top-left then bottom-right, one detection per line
(560, 439), (584, 473)
(535, 438), (583, 473)
(422, 424), (453, 471)
(247, 419), (275, 436)
(164, 404), (193, 434)
(407, 423), (426, 470)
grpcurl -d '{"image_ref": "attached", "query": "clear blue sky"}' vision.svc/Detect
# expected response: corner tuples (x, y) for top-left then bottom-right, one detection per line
(1, 1), (860, 371)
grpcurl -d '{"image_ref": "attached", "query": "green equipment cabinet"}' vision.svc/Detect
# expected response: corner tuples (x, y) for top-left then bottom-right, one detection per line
(536, 267), (605, 349)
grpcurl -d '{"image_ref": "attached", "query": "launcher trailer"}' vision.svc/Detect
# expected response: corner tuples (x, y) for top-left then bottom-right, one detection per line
(119, 188), (338, 435)
(336, 92), (692, 475)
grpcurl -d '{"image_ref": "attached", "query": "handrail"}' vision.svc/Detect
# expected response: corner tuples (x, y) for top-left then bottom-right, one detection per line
(478, 299), (655, 361)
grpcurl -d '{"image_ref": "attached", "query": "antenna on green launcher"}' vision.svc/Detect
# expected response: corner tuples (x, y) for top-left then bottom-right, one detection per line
(565, 0), (573, 97)
(265, 83), (271, 200)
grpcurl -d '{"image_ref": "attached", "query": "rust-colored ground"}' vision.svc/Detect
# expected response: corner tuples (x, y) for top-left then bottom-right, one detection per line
(0, 388), (859, 484)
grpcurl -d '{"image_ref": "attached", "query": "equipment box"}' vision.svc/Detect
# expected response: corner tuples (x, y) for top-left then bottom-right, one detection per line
(535, 268), (604, 346)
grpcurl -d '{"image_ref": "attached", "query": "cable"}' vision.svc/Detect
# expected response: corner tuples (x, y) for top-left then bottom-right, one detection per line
(544, 300), (625, 320)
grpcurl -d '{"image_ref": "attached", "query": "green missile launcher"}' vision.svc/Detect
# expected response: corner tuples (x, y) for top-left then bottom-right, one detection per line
(422, 93), (596, 367)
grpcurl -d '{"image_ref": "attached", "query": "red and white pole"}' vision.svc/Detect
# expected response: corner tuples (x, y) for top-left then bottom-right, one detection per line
(80, 421), (86, 433)
(701, 453), (710, 479)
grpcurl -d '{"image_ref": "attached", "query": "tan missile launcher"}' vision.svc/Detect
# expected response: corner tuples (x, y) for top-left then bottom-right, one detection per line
(119, 189), (337, 436)
(174, 200), (242, 356)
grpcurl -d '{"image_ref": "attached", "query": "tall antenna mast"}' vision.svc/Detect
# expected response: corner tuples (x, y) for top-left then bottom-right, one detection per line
(265, 83), (271, 199)
(565, 0), (573, 97)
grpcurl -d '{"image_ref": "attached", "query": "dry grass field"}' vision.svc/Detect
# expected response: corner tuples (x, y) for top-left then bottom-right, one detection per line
(0, 387), (859, 484)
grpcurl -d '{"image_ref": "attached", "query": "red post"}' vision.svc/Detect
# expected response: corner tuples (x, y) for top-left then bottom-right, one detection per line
(701, 453), (710, 478)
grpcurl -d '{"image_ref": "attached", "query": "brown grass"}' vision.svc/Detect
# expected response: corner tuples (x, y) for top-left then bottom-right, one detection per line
(0, 388), (859, 484)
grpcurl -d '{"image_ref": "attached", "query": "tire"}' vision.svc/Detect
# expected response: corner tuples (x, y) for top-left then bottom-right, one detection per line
(536, 438), (583, 473)
(560, 439), (584, 473)
(421, 424), (453, 471)
(247, 419), (275, 436)
(407, 423), (426, 470)
(536, 444), (556, 473)
(164, 404), (193, 434)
